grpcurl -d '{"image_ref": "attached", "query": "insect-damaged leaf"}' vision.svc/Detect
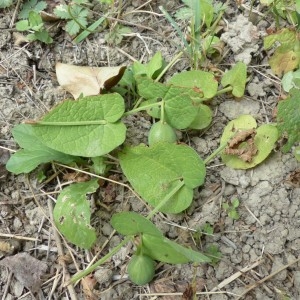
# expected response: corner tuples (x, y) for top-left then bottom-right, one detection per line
(32, 94), (126, 157)
(53, 179), (99, 249)
(119, 143), (206, 213)
(220, 115), (278, 169)
(56, 62), (126, 99)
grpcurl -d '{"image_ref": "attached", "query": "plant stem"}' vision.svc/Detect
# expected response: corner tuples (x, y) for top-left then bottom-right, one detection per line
(215, 86), (232, 96)
(67, 235), (132, 285)
(147, 180), (185, 220)
(204, 142), (228, 165)
(155, 51), (184, 82)
(123, 101), (162, 116)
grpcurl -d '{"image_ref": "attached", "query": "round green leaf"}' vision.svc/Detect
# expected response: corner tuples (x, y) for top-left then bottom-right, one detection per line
(188, 104), (212, 130)
(33, 94), (126, 157)
(220, 115), (278, 169)
(119, 143), (206, 213)
(142, 234), (211, 264)
(111, 212), (162, 237)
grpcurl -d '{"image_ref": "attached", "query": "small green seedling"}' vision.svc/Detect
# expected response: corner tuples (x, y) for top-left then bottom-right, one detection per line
(205, 244), (222, 266)
(222, 198), (240, 220)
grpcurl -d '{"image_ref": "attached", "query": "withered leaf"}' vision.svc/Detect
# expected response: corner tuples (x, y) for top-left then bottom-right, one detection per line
(0, 252), (47, 293)
(56, 62), (126, 99)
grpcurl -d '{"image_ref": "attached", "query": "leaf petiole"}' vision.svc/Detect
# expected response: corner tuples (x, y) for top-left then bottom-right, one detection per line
(123, 101), (162, 116)
(26, 120), (107, 126)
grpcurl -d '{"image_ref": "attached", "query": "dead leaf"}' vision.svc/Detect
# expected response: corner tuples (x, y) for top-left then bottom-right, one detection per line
(285, 169), (300, 188)
(0, 148), (10, 181)
(0, 252), (47, 293)
(81, 275), (98, 300)
(224, 129), (258, 162)
(56, 63), (126, 99)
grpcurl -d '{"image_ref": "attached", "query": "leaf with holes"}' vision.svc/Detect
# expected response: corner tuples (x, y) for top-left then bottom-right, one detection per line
(32, 94), (126, 157)
(53, 179), (99, 249)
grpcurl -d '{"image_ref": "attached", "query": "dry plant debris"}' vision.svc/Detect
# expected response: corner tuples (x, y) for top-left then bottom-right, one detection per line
(0, 252), (47, 293)
(224, 128), (258, 162)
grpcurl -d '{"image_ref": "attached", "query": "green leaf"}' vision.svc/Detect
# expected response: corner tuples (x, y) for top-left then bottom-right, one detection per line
(19, 0), (47, 19)
(90, 156), (107, 175)
(277, 88), (300, 152)
(119, 143), (206, 213)
(53, 180), (98, 249)
(111, 212), (163, 237)
(33, 30), (53, 44)
(104, 24), (131, 45)
(32, 94), (126, 157)
(142, 234), (211, 264)
(132, 52), (164, 79)
(220, 115), (278, 169)
(54, 4), (70, 19)
(0, 0), (13, 8)
(188, 104), (212, 130)
(28, 11), (43, 30)
(6, 124), (75, 174)
(168, 70), (218, 100)
(221, 62), (247, 97)
(264, 28), (297, 50)
(65, 20), (81, 35)
(16, 20), (31, 31)
(294, 146), (300, 161)
(137, 77), (197, 129)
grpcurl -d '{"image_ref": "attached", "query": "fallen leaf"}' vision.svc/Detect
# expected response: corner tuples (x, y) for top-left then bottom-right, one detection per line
(0, 252), (47, 293)
(56, 62), (126, 99)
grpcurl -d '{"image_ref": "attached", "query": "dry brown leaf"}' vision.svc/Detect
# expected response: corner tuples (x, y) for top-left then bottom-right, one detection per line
(56, 62), (126, 99)
(0, 252), (47, 293)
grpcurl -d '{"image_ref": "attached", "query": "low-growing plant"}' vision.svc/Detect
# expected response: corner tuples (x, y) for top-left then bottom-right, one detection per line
(4, 50), (298, 285)
(222, 198), (240, 220)
(160, 0), (227, 68)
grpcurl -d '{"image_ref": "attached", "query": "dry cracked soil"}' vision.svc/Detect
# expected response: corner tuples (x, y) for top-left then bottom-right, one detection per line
(0, 1), (300, 299)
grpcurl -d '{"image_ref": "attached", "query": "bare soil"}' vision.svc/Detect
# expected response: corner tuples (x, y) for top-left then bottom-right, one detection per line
(0, 1), (300, 300)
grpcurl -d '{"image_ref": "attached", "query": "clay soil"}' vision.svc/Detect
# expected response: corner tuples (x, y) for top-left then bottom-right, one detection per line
(0, 1), (300, 299)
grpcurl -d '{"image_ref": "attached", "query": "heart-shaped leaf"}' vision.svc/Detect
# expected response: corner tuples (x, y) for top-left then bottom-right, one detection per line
(6, 124), (75, 174)
(53, 179), (99, 249)
(32, 94), (126, 157)
(188, 104), (212, 130)
(119, 143), (206, 213)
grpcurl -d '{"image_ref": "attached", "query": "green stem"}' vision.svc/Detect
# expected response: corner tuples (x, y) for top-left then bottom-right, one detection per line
(160, 100), (165, 123)
(27, 120), (107, 126)
(155, 51), (184, 82)
(123, 101), (162, 116)
(67, 235), (132, 285)
(204, 142), (228, 165)
(215, 86), (233, 96)
(147, 180), (185, 220)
